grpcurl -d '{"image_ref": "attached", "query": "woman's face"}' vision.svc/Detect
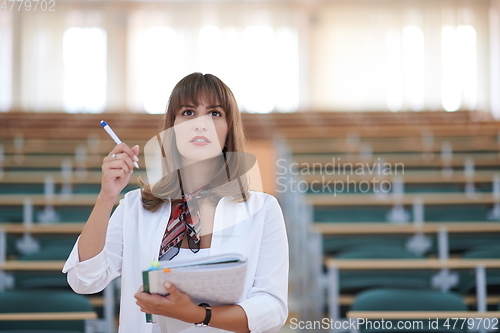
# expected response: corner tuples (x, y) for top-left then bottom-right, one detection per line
(173, 93), (229, 165)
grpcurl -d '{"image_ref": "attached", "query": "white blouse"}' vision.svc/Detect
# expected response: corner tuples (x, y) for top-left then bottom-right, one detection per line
(63, 190), (289, 333)
(153, 248), (211, 333)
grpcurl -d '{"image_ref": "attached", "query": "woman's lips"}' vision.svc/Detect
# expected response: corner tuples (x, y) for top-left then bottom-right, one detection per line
(190, 136), (211, 146)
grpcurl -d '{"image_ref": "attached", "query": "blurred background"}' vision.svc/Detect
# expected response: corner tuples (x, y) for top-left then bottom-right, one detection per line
(2, 0), (500, 115)
(1, 0), (500, 332)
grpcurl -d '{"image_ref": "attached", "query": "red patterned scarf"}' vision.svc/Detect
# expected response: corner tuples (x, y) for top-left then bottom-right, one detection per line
(158, 187), (207, 260)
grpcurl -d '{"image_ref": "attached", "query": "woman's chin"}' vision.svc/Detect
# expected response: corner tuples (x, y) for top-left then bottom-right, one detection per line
(181, 151), (224, 166)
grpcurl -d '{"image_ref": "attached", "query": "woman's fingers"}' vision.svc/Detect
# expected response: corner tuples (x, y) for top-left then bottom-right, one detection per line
(106, 143), (138, 161)
(132, 145), (140, 166)
(103, 143), (139, 172)
(102, 168), (129, 180)
(134, 291), (165, 315)
(99, 143), (140, 199)
(113, 143), (139, 168)
(164, 282), (181, 300)
(104, 158), (132, 174)
(105, 154), (133, 172)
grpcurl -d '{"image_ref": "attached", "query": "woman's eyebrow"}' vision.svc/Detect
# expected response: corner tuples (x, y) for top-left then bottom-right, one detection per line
(179, 104), (222, 109)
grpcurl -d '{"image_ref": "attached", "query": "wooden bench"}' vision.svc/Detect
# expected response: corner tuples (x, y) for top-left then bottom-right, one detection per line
(0, 171), (145, 184)
(0, 260), (65, 270)
(338, 295), (500, 306)
(306, 193), (497, 206)
(0, 223), (85, 234)
(345, 310), (500, 333)
(0, 312), (97, 321)
(0, 194), (120, 206)
(312, 222), (500, 235)
(0, 139), (138, 155)
(293, 153), (500, 168)
(2, 111), (500, 140)
(5, 151), (496, 169)
(325, 258), (500, 270)
(2, 154), (109, 169)
(0, 259), (114, 332)
(4, 192), (492, 208)
(2, 133), (499, 155)
(5, 169), (495, 185)
(307, 222), (500, 323)
(287, 137), (500, 154)
(301, 171), (500, 184)
(325, 259), (500, 322)
(277, 124), (500, 139)
(346, 311), (500, 319)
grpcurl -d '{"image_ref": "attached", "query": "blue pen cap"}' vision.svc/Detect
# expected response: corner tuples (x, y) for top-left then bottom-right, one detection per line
(100, 120), (108, 127)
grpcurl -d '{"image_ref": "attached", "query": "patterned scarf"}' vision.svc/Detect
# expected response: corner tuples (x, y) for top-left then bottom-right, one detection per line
(158, 186), (207, 260)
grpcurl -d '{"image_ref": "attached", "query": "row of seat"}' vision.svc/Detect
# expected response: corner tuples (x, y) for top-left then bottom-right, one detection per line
(0, 226), (115, 333)
(275, 112), (500, 331)
(0, 115), (126, 332)
(1, 111), (500, 333)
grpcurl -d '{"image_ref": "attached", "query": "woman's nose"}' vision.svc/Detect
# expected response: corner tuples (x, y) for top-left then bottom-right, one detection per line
(194, 118), (207, 132)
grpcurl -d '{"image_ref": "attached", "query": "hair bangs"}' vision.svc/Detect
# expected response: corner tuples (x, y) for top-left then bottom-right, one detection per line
(169, 74), (232, 121)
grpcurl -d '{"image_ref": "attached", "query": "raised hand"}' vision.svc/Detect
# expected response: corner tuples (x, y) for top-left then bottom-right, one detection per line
(100, 143), (140, 201)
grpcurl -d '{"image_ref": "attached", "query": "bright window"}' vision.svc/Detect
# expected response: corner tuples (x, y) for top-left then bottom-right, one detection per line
(402, 25), (425, 111)
(441, 25), (477, 111)
(0, 12), (12, 112)
(239, 26), (299, 113)
(63, 27), (107, 113)
(138, 26), (187, 114)
(385, 25), (425, 112)
(132, 24), (299, 114)
(385, 29), (403, 112)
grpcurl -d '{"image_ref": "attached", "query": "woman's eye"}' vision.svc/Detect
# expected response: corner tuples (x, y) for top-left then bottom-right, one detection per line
(210, 110), (222, 117)
(182, 110), (194, 116)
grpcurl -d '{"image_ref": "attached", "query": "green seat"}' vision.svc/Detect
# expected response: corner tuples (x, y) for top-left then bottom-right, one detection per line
(351, 288), (468, 333)
(15, 246), (73, 290)
(38, 237), (78, 251)
(497, 302), (500, 332)
(0, 290), (93, 332)
(323, 236), (408, 255)
(0, 331), (82, 333)
(462, 249), (500, 259)
(340, 271), (431, 292)
(6, 237), (19, 257)
(469, 244), (500, 252)
(0, 207), (92, 223)
(458, 249), (500, 295)
(422, 205), (491, 222)
(337, 247), (431, 293)
(314, 207), (393, 222)
(314, 205), (493, 222)
(19, 245), (74, 261)
(336, 246), (422, 259)
(448, 234), (500, 253)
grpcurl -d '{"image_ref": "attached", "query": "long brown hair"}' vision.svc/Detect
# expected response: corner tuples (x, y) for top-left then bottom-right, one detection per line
(140, 73), (250, 212)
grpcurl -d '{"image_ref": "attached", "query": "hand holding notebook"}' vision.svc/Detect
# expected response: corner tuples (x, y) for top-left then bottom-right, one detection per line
(142, 253), (247, 333)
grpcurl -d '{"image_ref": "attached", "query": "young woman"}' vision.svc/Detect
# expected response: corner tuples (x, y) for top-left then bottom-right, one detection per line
(63, 73), (289, 333)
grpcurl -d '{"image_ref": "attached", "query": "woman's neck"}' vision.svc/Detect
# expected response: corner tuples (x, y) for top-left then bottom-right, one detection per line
(179, 155), (223, 193)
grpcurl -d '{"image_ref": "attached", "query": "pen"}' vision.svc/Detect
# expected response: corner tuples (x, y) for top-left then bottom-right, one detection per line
(100, 120), (140, 169)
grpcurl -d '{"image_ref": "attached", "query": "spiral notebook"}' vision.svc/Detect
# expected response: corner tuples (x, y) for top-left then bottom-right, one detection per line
(142, 253), (247, 333)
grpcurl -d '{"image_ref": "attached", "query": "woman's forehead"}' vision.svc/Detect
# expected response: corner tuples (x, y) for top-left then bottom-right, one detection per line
(179, 93), (221, 107)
